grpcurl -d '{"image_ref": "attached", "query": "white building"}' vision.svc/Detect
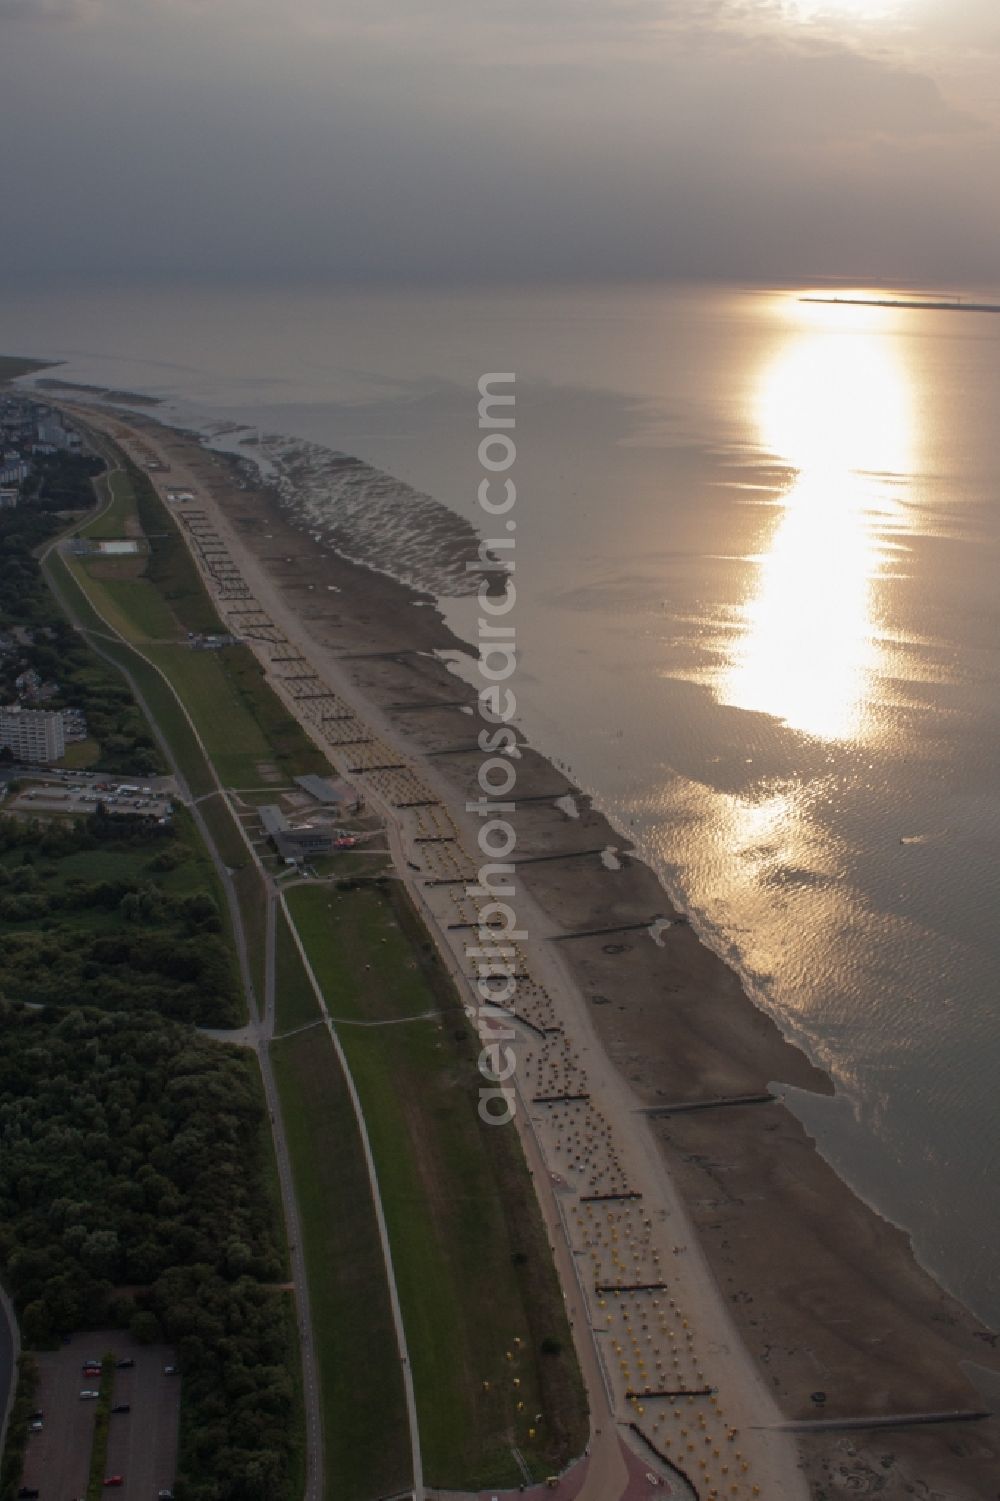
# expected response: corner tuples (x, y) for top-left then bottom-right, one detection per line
(0, 705), (66, 763)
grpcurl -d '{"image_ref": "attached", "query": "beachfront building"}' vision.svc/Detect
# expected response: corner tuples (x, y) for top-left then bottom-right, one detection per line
(295, 773), (362, 814)
(0, 704), (66, 763)
(260, 804), (335, 861)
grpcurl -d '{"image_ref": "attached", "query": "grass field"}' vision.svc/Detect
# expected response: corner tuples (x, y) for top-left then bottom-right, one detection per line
(47, 553), (217, 798)
(232, 863), (268, 1009)
(280, 1292), (307, 1501)
(82, 467), (138, 541)
(144, 645), (280, 785)
(83, 574), (180, 643)
(284, 883), (587, 1488)
(143, 643), (329, 787)
(55, 440), (328, 793)
(247, 1051), (291, 1283)
(198, 791), (253, 871)
(275, 904), (322, 1034)
(132, 467), (223, 636)
(61, 737), (101, 769)
(271, 1023), (411, 1501)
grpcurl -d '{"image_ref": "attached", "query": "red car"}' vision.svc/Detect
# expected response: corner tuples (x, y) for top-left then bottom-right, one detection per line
(102, 1479), (124, 1488)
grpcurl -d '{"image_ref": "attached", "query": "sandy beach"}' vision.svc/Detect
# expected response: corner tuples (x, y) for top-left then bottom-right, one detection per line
(64, 402), (1000, 1499)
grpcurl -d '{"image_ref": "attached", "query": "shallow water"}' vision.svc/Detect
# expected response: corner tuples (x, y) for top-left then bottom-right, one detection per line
(4, 277), (999, 1324)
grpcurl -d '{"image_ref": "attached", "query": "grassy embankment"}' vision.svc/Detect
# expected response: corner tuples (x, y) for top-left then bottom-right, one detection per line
(275, 906), (322, 1034)
(61, 433), (587, 1493)
(284, 882), (588, 1490)
(271, 1021), (412, 1501)
(55, 454), (327, 1002)
(272, 894), (408, 1500)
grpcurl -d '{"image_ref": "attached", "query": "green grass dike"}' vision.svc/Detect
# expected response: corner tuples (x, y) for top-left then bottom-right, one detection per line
(271, 1022), (412, 1501)
(283, 881), (588, 1491)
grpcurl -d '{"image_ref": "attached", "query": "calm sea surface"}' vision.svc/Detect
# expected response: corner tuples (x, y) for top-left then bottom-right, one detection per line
(3, 279), (999, 1324)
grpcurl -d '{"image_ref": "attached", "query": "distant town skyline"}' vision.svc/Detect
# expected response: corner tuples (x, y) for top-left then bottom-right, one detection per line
(1, 0), (998, 284)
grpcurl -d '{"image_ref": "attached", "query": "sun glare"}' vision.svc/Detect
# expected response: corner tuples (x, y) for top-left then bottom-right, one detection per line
(722, 321), (913, 740)
(788, 0), (899, 18)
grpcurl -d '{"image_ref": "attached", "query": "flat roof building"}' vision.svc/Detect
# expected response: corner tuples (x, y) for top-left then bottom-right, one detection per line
(295, 774), (362, 812)
(260, 803), (335, 860)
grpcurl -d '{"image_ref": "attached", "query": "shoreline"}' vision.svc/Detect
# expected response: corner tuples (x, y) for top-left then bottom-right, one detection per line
(58, 399), (1000, 1498)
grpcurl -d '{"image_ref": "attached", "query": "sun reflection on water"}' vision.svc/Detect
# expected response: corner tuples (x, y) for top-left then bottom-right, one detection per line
(722, 313), (913, 740)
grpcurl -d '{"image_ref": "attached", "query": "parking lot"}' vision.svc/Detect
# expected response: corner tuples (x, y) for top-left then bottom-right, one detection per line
(104, 1345), (181, 1500)
(19, 1336), (96, 1501)
(2, 770), (174, 822)
(18, 1331), (180, 1500)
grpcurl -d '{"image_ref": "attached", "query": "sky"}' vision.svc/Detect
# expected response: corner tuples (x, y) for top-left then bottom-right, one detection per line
(0, 0), (998, 285)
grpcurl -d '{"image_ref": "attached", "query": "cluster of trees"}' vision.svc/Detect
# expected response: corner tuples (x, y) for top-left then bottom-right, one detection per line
(20, 450), (106, 512)
(0, 1005), (296, 1500)
(0, 508), (62, 625)
(1, 461), (303, 1496)
(0, 817), (241, 1026)
(0, 452), (106, 631)
(0, 1358), (39, 1501)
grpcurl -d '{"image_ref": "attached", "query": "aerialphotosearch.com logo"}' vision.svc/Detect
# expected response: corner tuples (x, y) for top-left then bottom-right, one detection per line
(470, 372), (522, 1126)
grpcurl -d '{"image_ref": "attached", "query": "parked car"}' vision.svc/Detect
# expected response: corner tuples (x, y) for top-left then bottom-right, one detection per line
(103, 1478), (124, 1489)
(163, 1364), (178, 1375)
(27, 1410), (43, 1421)
(29, 1419), (42, 1431)
(158, 1492), (174, 1500)
(79, 1389), (99, 1399)
(111, 1403), (131, 1414)
(115, 1358), (135, 1369)
(17, 1487), (39, 1499)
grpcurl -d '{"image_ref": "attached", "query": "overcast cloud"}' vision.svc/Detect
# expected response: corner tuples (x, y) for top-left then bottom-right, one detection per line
(0, 0), (997, 283)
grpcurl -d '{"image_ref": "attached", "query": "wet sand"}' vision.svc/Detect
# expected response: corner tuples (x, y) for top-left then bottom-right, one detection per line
(69, 404), (1000, 1497)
